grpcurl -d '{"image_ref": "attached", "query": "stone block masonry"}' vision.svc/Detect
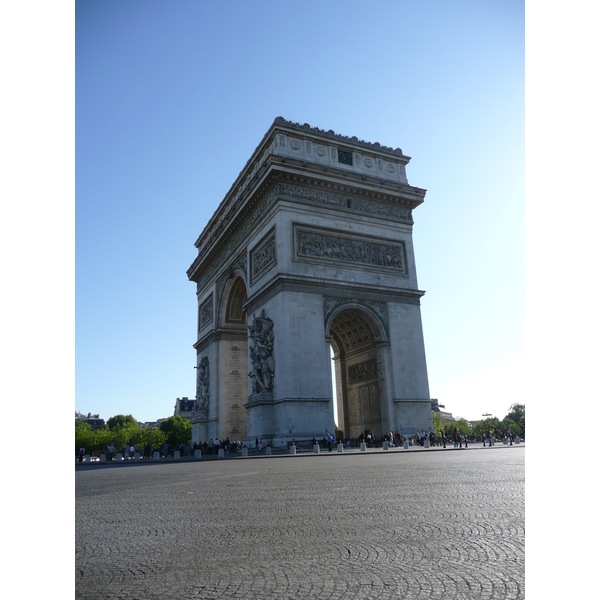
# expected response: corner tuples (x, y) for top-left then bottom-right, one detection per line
(188, 118), (433, 447)
(76, 447), (525, 599)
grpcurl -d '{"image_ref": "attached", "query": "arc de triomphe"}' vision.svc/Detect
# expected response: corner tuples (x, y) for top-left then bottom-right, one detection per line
(187, 118), (433, 447)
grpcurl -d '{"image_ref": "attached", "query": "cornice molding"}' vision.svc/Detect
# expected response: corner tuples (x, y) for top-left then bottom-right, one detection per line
(187, 172), (424, 285)
(272, 117), (406, 158)
(188, 118), (426, 283)
(243, 273), (425, 315)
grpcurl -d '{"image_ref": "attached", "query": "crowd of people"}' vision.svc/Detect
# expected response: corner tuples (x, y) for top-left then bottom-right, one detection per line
(190, 437), (243, 455)
(79, 427), (522, 462)
(357, 431), (407, 448)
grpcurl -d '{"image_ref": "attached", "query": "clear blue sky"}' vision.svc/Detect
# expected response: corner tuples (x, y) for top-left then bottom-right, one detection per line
(5, 4), (600, 593)
(75, 0), (524, 423)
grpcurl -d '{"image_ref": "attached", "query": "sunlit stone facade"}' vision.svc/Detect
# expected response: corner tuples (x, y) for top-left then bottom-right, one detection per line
(187, 118), (433, 447)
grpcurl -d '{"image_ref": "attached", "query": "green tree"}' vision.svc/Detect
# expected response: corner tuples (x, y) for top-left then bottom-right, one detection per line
(159, 416), (192, 447)
(506, 403), (525, 433)
(432, 410), (444, 433)
(124, 426), (166, 453)
(472, 417), (500, 438)
(149, 428), (167, 451)
(500, 417), (521, 436)
(77, 414), (170, 457)
(106, 414), (138, 430)
(94, 428), (114, 454)
(444, 418), (471, 437)
(75, 420), (94, 454)
(127, 426), (150, 449)
(104, 414), (142, 452)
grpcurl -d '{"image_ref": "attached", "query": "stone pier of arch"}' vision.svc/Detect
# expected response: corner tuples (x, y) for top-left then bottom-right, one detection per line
(187, 118), (434, 448)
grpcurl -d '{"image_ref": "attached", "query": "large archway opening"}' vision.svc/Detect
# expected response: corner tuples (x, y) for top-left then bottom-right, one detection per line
(218, 275), (248, 443)
(329, 307), (385, 441)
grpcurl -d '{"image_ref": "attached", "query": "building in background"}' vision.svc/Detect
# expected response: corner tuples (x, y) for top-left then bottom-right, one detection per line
(75, 411), (105, 429)
(174, 397), (195, 421)
(431, 399), (454, 425)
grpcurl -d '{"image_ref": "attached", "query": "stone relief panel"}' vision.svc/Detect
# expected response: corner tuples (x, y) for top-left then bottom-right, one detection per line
(295, 226), (407, 274)
(323, 296), (344, 323)
(348, 358), (378, 383)
(194, 182), (412, 291)
(250, 228), (277, 285)
(198, 294), (213, 332)
(248, 309), (275, 394)
(194, 356), (209, 413)
(366, 301), (390, 336)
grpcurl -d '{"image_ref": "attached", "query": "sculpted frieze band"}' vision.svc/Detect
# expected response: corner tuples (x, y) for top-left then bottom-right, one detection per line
(296, 228), (406, 273)
(193, 182), (412, 291)
(279, 184), (413, 224)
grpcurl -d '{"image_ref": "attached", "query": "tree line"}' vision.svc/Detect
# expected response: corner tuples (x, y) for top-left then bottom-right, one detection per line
(75, 414), (192, 455)
(76, 403), (525, 455)
(432, 403), (525, 438)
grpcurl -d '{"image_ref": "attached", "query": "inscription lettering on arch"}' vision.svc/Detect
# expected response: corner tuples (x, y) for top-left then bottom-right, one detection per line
(294, 225), (407, 274)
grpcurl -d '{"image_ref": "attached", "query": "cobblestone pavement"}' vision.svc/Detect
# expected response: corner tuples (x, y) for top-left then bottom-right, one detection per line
(76, 446), (524, 600)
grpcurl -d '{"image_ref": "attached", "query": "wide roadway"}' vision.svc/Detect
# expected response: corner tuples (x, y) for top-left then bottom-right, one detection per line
(76, 446), (525, 600)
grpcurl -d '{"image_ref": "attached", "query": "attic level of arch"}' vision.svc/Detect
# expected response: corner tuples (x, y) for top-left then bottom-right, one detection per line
(187, 169), (424, 288)
(191, 126), (425, 252)
(191, 161), (424, 262)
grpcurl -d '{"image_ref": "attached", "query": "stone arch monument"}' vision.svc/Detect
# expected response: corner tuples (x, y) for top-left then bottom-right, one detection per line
(187, 118), (433, 447)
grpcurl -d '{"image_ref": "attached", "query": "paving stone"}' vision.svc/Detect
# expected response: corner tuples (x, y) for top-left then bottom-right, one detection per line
(76, 447), (524, 599)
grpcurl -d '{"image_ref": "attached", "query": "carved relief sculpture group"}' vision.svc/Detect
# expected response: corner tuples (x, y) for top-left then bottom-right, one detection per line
(296, 230), (405, 272)
(248, 309), (275, 394)
(348, 359), (378, 383)
(199, 295), (213, 331)
(194, 356), (209, 413)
